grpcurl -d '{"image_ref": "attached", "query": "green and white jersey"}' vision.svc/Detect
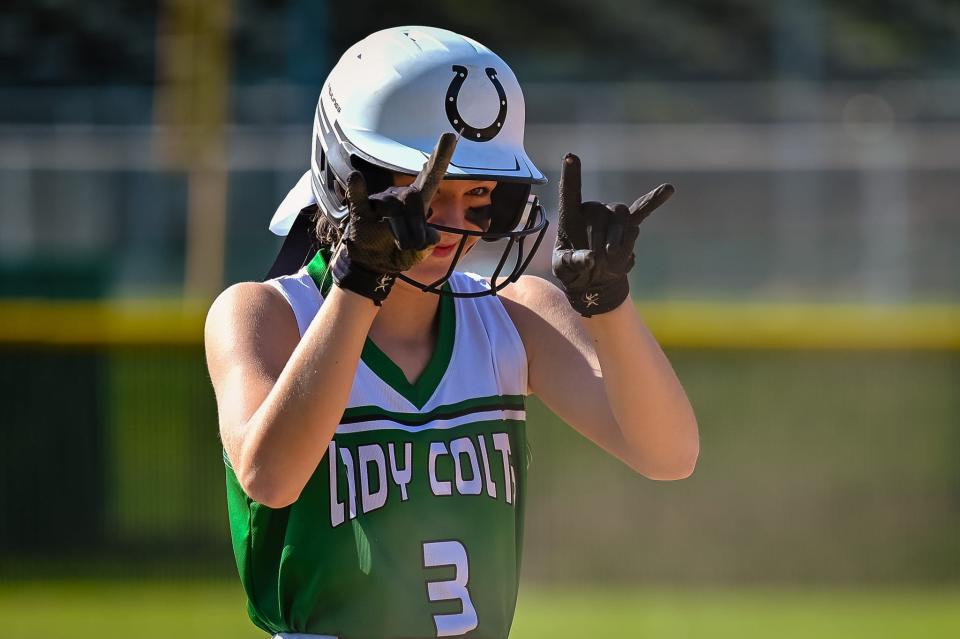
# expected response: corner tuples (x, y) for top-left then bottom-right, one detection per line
(225, 251), (529, 639)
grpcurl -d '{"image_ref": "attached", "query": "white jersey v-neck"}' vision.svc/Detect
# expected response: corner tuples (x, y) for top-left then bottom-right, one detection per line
(267, 269), (528, 425)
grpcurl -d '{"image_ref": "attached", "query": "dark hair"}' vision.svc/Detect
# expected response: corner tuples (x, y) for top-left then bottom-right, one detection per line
(312, 205), (342, 248)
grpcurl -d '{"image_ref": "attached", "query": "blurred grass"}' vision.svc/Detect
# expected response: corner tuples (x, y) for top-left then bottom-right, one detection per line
(513, 587), (960, 638)
(523, 350), (960, 583)
(2, 580), (959, 638)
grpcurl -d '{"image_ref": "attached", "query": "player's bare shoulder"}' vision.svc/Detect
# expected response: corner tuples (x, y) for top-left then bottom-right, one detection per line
(204, 281), (300, 386)
(497, 274), (597, 399)
(498, 275), (581, 348)
(499, 275), (574, 323)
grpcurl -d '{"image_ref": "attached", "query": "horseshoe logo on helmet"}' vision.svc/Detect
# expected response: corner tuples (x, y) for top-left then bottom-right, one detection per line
(445, 65), (508, 142)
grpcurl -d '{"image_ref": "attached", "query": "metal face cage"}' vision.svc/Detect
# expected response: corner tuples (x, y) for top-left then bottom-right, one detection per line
(396, 195), (549, 298)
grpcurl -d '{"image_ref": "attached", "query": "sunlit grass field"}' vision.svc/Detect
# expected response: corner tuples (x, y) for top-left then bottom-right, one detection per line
(3, 580), (959, 638)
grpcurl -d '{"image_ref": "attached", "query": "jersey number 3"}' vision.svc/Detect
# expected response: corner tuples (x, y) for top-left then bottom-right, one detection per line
(422, 540), (479, 637)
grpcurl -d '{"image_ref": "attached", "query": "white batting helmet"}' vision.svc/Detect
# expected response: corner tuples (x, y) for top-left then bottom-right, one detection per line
(269, 26), (548, 295)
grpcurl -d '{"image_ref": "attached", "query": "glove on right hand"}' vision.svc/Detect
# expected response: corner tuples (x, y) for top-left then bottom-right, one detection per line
(552, 153), (674, 317)
(331, 132), (457, 304)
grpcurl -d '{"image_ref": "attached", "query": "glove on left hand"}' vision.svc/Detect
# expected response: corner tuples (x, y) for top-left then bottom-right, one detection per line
(552, 153), (674, 317)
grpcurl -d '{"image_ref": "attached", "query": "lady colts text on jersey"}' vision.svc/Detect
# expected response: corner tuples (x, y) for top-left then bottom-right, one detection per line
(327, 431), (518, 527)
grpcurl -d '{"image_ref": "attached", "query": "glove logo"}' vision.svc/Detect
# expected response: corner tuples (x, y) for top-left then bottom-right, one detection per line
(582, 292), (600, 308)
(375, 274), (395, 293)
(445, 65), (508, 142)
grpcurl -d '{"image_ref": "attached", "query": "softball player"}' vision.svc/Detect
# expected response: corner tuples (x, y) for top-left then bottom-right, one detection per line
(205, 26), (698, 639)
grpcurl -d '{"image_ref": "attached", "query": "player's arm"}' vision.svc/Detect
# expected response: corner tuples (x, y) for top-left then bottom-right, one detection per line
(502, 154), (698, 480)
(206, 281), (378, 508)
(206, 132), (457, 508)
(502, 277), (697, 480)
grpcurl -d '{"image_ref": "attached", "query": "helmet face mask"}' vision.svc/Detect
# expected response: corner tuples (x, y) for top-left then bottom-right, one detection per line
(396, 194), (549, 297)
(313, 131), (550, 296)
(276, 26), (549, 296)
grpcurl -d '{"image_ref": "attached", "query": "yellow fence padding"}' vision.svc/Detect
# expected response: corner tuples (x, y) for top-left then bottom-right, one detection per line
(0, 299), (958, 350)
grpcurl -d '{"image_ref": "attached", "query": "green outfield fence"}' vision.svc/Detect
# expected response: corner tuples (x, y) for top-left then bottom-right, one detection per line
(1, 300), (958, 585)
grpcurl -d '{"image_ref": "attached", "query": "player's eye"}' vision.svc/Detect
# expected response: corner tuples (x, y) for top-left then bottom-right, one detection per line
(466, 186), (490, 197)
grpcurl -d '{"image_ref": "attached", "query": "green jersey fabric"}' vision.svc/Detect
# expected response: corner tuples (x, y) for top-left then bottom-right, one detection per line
(225, 251), (529, 638)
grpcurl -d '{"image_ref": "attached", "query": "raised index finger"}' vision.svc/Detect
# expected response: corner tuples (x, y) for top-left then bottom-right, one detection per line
(413, 132), (459, 205)
(556, 153), (587, 249)
(558, 153), (582, 221)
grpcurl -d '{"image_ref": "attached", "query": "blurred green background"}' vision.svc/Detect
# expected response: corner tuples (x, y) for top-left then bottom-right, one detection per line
(1, 1), (959, 637)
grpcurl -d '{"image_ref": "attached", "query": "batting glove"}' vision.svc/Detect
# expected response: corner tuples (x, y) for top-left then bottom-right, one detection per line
(331, 132), (457, 305)
(552, 153), (674, 317)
